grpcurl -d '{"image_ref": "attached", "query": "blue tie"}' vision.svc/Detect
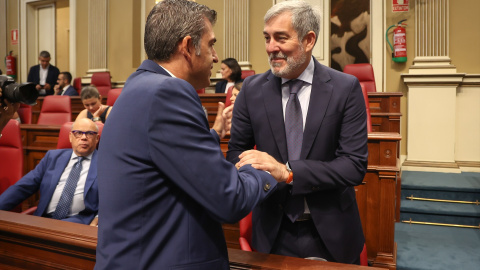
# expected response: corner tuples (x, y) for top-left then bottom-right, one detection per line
(52, 157), (84, 220)
(284, 80), (305, 223)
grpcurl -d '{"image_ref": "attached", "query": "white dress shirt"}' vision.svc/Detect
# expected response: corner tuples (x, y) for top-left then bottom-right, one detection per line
(46, 152), (93, 217)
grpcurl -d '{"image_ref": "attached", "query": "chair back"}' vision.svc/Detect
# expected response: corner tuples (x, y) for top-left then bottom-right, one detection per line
(17, 103), (32, 124)
(196, 88), (205, 94)
(241, 70), (255, 79)
(91, 72), (112, 97)
(107, 88), (122, 106)
(343, 63), (376, 92)
(0, 120), (23, 195)
(73, 77), (82, 95)
(37, 96), (71, 125)
(57, 121), (104, 149)
(359, 82), (372, 132)
(238, 212), (253, 251)
(224, 85), (235, 107)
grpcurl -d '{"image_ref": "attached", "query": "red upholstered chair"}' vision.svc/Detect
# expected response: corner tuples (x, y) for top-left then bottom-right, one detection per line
(17, 103), (32, 124)
(91, 72), (112, 97)
(241, 70), (255, 79)
(196, 88), (205, 94)
(107, 88), (122, 106)
(0, 120), (23, 196)
(73, 77), (82, 95)
(37, 95), (71, 125)
(238, 212), (368, 265)
(343, 63), (376, 93)
(224, 85), (235, 107)
(238, 212), (253, 252)
(56, 121), (104, 149)
(359, 82), (372, 132)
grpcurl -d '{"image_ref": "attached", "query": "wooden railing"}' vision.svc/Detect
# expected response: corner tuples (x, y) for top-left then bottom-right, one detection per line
(0, 211), (378, 270)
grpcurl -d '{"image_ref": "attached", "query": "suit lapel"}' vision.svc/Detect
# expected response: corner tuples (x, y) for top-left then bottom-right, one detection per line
(301, 60), (333, 159)
(262, 73), (289, 162)
(37, 149), (72, 215)
(83, 151), (97, 198)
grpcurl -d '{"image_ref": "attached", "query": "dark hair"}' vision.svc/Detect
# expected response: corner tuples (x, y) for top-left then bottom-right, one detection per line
(222, 58), (242, 82)
(61, 72), (72, 84)
(80, 86), (100, 100)
(39, 51), (51, 58)
(144, 0), (217, 62)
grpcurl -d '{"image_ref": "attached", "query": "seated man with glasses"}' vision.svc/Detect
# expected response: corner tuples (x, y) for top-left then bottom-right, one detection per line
(0, 118), (99, 225)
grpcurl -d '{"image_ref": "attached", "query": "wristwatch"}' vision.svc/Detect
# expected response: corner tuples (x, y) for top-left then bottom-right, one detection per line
(92, 117), (101, 122)
(285, 162), (293, 184)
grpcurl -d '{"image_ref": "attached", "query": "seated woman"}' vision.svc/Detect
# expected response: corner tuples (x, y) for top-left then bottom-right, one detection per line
(215, 58), (242, 93)
(223, 82), (243, 134)
(76, 86), (112, 123)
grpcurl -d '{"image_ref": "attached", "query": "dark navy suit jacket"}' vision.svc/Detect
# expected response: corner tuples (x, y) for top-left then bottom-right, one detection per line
(226, 58), (368, 264)
(95, 60), (277, 270)
(0, 149), (99, 225)
(27, 64), (60, 95)
(59, 85), (79, 96)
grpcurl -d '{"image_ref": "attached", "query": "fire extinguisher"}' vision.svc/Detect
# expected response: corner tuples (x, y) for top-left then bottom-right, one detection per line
(386, 20), (407, 63)
(5, 51), (17, 79)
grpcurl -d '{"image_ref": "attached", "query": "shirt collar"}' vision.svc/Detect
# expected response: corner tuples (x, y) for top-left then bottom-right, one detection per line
(70, 151), (94, 161)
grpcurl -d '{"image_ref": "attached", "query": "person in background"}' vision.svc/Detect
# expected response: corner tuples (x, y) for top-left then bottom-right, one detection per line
(223, 81), (243, 134)
(27, 51), (60, 96)
(0, 90), (19, 134)
(76, 86), (111, 124)
(227, 0), (368, 265)
(54, 72), (79, 96)
(95, 1), (280, 269)
(0, 118), (99, 225)
(215, 58), (243, 93)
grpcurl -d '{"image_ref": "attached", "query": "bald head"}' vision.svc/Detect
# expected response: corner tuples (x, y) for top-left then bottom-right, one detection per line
(69, 118), (99, 156)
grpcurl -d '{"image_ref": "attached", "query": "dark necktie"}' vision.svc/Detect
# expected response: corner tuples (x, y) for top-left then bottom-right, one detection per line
(52, 157), (84, 220)
(284, 79), (305, 223)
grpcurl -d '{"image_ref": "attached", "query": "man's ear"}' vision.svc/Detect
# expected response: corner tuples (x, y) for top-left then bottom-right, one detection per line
(179, 36), (194, 62)
(303, 31), (316, 52)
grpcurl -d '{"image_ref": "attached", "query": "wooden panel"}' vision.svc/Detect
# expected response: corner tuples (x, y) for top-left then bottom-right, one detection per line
(368, 92), (402, 133)
(0, 211), (377, 270)
(31, 94), (227, 127)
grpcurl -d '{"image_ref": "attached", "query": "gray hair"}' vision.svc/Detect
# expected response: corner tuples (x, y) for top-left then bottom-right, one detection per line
(39, 51), (51, 58)
(144, 0), (217, 62)
(264, 0), (321, 44)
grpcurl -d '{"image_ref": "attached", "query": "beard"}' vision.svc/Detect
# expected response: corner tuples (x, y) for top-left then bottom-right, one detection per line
(268, 45), (306, 78)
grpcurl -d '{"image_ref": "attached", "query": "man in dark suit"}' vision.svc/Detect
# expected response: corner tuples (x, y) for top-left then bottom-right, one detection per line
(27, 51), (60, 96)
(95, 1), (278, 269)
(54, 72), (78, 96)
(0, 118), (99, 225)
(226, 1), (368, 265)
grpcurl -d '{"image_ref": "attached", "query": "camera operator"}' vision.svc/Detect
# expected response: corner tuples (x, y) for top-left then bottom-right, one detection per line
(0, 89), (20, 135)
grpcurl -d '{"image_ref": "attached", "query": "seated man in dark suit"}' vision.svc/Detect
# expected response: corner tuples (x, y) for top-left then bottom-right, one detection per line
(0, 118), (99, 225)
(27, 51), (60, 96)
(54, 72), (79, 96)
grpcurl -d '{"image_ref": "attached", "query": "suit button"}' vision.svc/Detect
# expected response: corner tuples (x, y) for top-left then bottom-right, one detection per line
(264, 183), (271, 191)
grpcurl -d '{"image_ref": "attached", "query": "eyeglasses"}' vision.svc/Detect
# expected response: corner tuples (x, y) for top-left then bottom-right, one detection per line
(71, 130), (98, 139)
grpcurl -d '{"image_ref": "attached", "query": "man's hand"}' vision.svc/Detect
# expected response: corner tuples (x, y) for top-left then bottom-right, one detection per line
(35, 84), (42, 91)
(44, 83), (52, 91)
(236, 150), (289, 182)
(212, 102), (226, 139)
(53, 84), (61, 95)
(222, 104), (234, 134)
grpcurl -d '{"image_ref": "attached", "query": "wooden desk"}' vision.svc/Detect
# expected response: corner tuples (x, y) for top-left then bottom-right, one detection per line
(0, 211), (377, 270)
(367, 92), (402, 133)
